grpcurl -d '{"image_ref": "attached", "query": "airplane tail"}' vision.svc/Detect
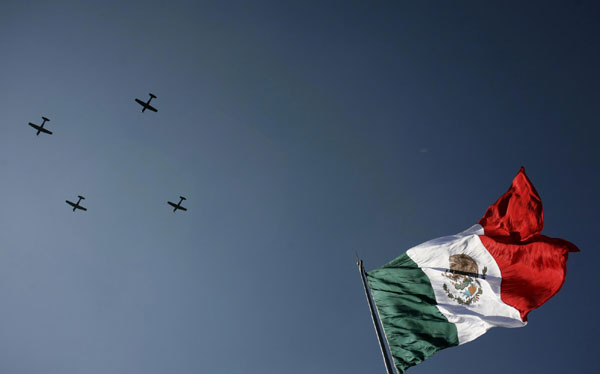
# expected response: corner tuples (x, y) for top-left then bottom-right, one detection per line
(41, 116), (50, 122)
(149, 93), (157, 99)
(78, 195), (85, 200)
(180, 196), (186, 200)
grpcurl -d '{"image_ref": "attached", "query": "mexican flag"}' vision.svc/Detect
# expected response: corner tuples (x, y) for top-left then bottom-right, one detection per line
(364, 168), (579, 373)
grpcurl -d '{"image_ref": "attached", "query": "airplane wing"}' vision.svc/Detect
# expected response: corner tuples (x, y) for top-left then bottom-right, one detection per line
(135, 98), (147, 107)
(66, 200), (76, 208)
(168, 202), (178, 208)
(28, 123), (42, 131)
(76, 206), (87, 211)
(145, 104), (158, 112)
(38, 127), (52, 135)
(178, 206), (187, 211)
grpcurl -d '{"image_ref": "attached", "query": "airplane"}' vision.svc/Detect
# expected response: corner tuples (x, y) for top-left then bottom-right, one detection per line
(66, 195), (87, 212)
(28, 116), (53, 135)
(168, 196), (187, 212)
(135, 93), (158, 113)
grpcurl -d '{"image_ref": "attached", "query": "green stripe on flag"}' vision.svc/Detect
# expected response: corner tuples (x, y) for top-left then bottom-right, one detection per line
(367, 253), (459, 373)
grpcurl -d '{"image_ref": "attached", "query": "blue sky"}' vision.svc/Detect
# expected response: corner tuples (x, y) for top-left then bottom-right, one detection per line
(1, 1), (598, 373)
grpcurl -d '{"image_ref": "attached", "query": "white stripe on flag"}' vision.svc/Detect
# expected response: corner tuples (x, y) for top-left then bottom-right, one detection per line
(407, 224), (525, 344)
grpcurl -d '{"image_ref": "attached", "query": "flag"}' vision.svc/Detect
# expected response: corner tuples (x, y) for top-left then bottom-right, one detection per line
(365, 168), (579, 373)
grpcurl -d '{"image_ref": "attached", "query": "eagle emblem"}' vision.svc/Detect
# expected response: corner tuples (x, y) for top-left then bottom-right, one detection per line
(442, 254), (487, 306)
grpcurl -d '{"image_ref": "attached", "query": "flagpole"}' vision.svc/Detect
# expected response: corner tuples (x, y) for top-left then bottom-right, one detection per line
(358, 259), (395, 374)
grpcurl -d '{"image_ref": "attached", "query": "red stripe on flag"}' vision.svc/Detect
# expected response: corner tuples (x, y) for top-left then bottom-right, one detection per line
(479, 235), (576, 321)
(478, 168), (579, 321)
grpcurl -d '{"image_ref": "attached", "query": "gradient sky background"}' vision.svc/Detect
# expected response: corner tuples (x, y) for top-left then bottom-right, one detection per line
(1, 1), (599, 373)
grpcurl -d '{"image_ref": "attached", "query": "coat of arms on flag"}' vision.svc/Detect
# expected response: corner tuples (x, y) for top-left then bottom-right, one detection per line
(442, 254), (487, 305)
(358, 168), (579, 374)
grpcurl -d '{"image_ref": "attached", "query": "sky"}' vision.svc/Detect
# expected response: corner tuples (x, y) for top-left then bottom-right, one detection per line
(0, 1), (598, 373)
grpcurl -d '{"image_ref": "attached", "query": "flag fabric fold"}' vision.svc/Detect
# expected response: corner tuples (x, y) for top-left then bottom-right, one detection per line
(478, 167), (544, 241)
(365, 168), (579, 373)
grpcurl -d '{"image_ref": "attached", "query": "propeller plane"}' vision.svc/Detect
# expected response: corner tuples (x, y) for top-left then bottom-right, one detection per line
(168, 196), (187, 212)
(28, 116), (53, 135)
(66, 195), (87, 212)
(135, 93), (158, 113)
